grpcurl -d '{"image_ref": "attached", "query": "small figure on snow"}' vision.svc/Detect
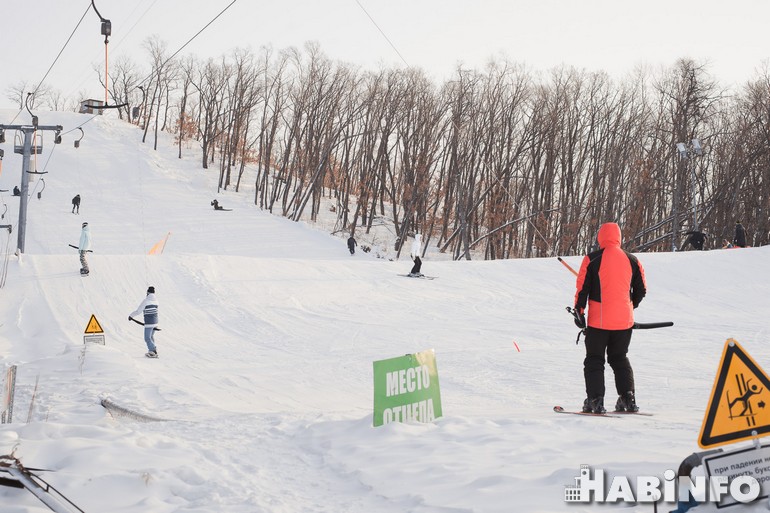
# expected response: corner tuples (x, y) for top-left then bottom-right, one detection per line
(211, 199), (224, 211)
(408, 232), (423, 277)
(78, 222), (91, 275)
(733, 221), (747, 248)
(129, 286), (159, 358)
(574, 222), (647, 414)
(347, 235), (357, 255)
(71, 194), (80, 214)
(12, 186), (20, 196)
(683, 229), (706, 251)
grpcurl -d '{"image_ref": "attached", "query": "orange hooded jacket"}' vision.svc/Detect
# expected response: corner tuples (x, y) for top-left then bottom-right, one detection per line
(574, 223), (647, 330)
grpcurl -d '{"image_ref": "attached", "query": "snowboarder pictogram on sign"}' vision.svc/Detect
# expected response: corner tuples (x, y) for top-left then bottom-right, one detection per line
(698, 339), (770, 448)
(84, 315), (104, 334)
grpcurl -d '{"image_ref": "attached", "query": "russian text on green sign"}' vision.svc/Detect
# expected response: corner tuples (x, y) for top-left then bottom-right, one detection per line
(373, 349), (442, 427)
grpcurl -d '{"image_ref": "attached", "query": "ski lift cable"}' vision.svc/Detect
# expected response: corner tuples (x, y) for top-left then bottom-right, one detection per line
(38, 144), (57, 176)
(91, 0), (239, 112)
(354, 0), (409, 68)
(6, 4), (92, 127)
(82, 0), (132, 112)
(72, 0), (237, 133)
(59, 0), (158, 102)
(31, 3), (92, 99)
(110, 0), (161, 53)
(61, 115), (98, 136)
(488, 172), (556, 256)
(135, 0), (239, 88)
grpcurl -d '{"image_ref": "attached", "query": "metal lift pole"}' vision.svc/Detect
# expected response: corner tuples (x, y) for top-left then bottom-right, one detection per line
(17, 128), (32, 253)
(0, 123), (63, 254)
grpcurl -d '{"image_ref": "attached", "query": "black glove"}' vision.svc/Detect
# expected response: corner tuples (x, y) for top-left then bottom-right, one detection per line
(572, 308), (586, 329)
(128, 316), (132, 321)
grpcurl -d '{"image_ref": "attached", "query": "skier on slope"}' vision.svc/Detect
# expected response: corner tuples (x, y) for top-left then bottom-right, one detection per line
(129, 286), (159, 358)
(574, 222), (647, 414)
(408, 232), (423, 277)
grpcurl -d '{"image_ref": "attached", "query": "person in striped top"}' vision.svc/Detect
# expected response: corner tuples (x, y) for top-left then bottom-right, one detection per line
(129, 286), (159, 358)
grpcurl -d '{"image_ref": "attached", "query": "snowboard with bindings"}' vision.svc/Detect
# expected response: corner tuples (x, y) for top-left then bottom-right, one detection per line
(397, 274), (437, 280)
(553, 405), (653, 417)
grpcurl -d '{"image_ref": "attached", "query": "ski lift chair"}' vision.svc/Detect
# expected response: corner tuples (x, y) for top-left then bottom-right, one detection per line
(13, 131), (43, 155)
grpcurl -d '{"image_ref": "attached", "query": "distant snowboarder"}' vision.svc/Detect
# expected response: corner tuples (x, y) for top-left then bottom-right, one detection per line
(129, 286), (159, 358)
(409, 232), (423, 277)
(78, 222), (91, 276)
(211, 199), (224, 210)
(347, 235), (357, 255)
(12, 186), (20, 196)
(71, 194), (80, 214)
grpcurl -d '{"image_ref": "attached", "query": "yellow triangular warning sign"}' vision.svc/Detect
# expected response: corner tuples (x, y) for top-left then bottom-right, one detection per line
(84, 314), (104, 334)
(699, 339), (770, 448)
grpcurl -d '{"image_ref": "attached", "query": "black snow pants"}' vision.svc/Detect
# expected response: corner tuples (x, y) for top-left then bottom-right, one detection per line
(410, 256), (422, 274)
(583, 327), (634, 400)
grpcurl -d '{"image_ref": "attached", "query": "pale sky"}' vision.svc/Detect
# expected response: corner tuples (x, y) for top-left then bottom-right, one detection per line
(2, 0), (769, 110)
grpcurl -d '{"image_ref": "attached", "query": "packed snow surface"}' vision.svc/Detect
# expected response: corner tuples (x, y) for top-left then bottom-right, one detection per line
(1, 111), (769, 512)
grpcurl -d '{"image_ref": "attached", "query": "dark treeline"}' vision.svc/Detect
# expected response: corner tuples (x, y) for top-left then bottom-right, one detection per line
(108, 42), (770, 258)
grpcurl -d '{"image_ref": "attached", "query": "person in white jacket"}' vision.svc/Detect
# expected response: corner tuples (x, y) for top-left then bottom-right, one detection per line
(78, 222), (91, 275)
(409, 232), (423, 277)
(129, 286), (160, 358)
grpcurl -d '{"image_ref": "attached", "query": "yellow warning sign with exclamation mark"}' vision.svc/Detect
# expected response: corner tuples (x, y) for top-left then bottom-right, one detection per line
(84, 314), (104, 334)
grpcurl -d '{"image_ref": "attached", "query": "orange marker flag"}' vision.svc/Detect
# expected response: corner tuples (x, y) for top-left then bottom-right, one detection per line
(148, 232), (171, 255)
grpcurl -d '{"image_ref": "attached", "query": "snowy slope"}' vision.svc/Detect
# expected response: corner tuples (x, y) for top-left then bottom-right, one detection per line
(1, 110), (769, 512)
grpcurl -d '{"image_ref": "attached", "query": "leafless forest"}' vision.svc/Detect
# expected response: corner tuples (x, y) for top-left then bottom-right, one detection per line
(16, 42), (770, 259)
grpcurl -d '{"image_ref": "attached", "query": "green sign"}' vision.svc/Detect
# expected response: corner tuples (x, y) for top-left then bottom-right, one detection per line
(372, 349), (443, 427)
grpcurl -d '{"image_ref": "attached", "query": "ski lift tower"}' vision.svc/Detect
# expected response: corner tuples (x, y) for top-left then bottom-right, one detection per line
(0, 118), (62, 253)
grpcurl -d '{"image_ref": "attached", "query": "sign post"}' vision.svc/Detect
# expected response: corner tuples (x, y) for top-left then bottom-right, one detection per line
(1, 365), (17, 424)
(83, 314), (105, 345)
